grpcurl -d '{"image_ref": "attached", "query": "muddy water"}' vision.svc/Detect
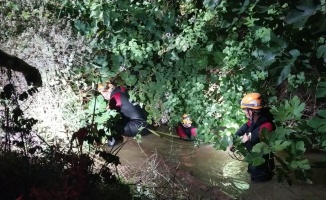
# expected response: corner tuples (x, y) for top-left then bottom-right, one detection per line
(116, 126), (326, 199)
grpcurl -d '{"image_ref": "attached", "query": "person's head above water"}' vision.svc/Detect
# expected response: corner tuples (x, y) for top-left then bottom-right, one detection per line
(181, 114), (192, 128)
(97, 81), (116, 100)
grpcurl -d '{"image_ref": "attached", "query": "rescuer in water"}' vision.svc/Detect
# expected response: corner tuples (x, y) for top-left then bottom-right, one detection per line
(98, 81), (149, 146)
(176, 114), (197, 140)
(232, 93), (276, 182)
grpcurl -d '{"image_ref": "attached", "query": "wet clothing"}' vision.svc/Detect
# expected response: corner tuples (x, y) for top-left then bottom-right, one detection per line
(109, 86), (149, 137)
(235, 108), (276, 182)
(176, 122), (197, 139)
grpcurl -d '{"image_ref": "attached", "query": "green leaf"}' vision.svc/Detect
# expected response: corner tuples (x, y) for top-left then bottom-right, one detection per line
(277, 49), (300, 85)
(252, 142), (271, 154)
(213, 51), (224, 64)
(322, 140), (326, 147)
(307, 117), (325, 128)
(21, 11), (31, 20)
(252, 157), (265, 166)
(74, 19), (86, 32)
(206, 43), (214, 52)
(317, 109), (326, 118)
(277, 65), (291, 85)
(296, 159), (311, 170)
(271, 140), (291, 151)
(318, 82), (326, 87)
(99, 67), (110, 77)
(291, 96), (305, 118)
(307, 110), (326, 133)
(110, 36), (118, 47)
(295, 141), (306, 152)
(284, 1), (320, 28)
(120, 72), (137, 86)
(203, 0), (220, 11)
(238, 0), (250, 14)
(90, 2), (100, 11)
(317, 123), (326, 133)
(301, 163), (311, 170)
(289, 49), (300, 58)
(316, 82), (326, 98)
(252, 49), (276, 67)
(275, 128), (292, 138)
(86, 96), (107, 114)
(316, 45), (326, 58)
(273, 96), (305, 121)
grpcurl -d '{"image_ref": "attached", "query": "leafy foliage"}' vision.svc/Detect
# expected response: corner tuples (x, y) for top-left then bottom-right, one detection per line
(2, 0), (326, 187)
(0, 72), (132, 200)
(52, 0), (326, 183)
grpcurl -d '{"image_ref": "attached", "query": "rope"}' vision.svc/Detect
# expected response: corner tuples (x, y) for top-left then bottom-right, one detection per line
(147, 129), (197, 144)
(148, 129), (180, 138)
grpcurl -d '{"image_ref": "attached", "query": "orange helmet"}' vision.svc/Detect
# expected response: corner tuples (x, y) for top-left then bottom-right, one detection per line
(182, 114), (192, 126)
(240, 93), (263, 110)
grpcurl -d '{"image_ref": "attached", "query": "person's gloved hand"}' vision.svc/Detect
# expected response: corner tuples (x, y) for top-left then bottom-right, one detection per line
(229, 146), (236, 152)
(242, 133), (250, 143)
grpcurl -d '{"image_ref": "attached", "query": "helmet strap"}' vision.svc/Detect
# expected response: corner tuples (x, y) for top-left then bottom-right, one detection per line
(251, 111), (255, 122)
(246, 108), (255, 122)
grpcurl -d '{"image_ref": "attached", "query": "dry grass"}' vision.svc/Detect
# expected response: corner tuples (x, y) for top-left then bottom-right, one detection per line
(0, 0), (91, 146)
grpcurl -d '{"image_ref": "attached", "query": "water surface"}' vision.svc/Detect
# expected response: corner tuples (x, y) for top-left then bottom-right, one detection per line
(116, 127), (326, 199)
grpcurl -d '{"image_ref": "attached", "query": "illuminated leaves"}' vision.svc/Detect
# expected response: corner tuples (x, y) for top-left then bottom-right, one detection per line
(271, 140), (291, 151)
(254, 27), (271, 43)
(244, 152), (266, 166)
(271, 96), (305, 122)
(252, 142), (271, 154)
(61, 0), (326, 185)
(290, 159), (311, 170)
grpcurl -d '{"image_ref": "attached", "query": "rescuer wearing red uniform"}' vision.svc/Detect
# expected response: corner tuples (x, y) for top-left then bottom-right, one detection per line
(176, 114), (197, 140)
(234, 93), (276, 182)
(98, 82), (149, 146)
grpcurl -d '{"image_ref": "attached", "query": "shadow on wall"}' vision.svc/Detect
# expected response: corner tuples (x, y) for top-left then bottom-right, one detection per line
(0, 49), (42, 88)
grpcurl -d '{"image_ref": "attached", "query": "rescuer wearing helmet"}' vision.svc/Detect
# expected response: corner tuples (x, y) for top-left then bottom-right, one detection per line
(235, 93), (276, 182)
(98, 81), (149, 146)
(176, 114), (197, 140)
